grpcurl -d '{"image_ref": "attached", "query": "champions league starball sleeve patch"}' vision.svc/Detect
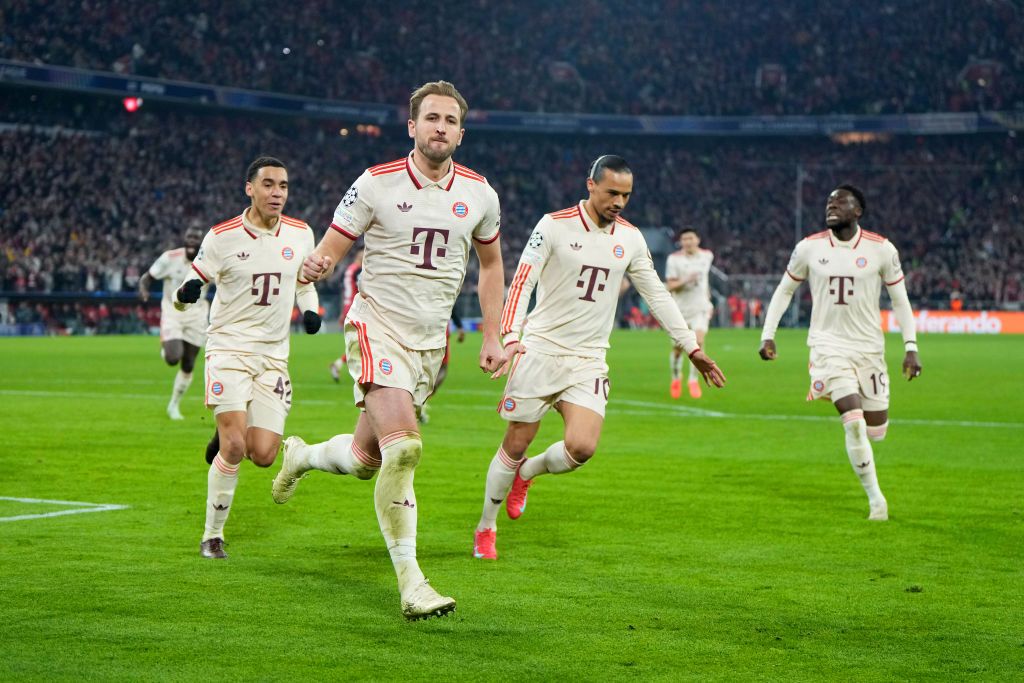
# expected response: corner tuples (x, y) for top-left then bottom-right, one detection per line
(341, 185), (359, 208)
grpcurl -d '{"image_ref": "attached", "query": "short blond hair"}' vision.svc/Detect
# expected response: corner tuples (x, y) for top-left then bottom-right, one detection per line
(409, 81), (469, 126)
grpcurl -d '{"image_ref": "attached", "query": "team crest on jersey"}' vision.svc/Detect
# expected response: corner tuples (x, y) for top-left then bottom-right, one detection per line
(282, 247), (294, 260)
(211, 381), (224, 396)
(856, 257), (868, 268)
(612, 244), (625, 259)
(452, 201), (469, 218)
(378, 358), (393, 375)
(502, 397), (516, 412)
(812, 380), (825, 393)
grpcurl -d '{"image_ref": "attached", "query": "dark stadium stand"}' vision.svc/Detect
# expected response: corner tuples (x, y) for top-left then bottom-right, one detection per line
(1, 0), (1020, 115)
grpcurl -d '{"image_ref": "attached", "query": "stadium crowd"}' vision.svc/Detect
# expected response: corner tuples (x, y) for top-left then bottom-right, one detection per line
(2, 93), (1021, 331)
(1, 0), (1021, 116)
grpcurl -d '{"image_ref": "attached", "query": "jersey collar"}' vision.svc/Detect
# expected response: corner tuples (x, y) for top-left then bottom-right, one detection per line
(242, 208), (281, 239)
(828, 225), (861, 249)
(405, 151), (456, 191)
(577, 200), (618, 234)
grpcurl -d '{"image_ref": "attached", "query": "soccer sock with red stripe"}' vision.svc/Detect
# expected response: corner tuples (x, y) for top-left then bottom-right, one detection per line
(298, 434), (380, 479)
(203, 454), (239, 541)
(477, 446), (524, 531)
(842, 409), (885, 506)
(374, 431), (425, 594)
(519, 440), (583, 481)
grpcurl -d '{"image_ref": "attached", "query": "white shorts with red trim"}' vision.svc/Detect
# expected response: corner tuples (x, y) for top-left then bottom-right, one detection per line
(204, 352), (291, 434)
(344, 319), (444, 408)
(807, 348), (889, 412)
(498, 350), (609, 423)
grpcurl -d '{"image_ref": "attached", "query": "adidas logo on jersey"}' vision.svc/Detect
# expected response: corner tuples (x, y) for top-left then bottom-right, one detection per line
(570, 242), (582, 251)
(818, 258), (829, 265)
(397, 202), (413, 212)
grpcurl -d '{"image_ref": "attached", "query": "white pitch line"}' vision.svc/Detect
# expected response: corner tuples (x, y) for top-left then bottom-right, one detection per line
(0, 496), (129, 523)
(2, 388), (1021, 430)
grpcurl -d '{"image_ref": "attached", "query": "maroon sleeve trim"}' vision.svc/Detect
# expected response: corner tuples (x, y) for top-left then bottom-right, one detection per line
(330, 223), (358, 240)
(473, 230), (501, 245)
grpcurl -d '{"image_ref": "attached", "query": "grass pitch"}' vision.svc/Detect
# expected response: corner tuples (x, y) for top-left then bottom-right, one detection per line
(1, 328), (1022, 681)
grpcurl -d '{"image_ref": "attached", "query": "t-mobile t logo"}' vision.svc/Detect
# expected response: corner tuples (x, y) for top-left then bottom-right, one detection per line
(251, 272), (282, 306)
(829, 275), (855, 305)
(577, 265), (611, 302)
(410, 227), (450, 270)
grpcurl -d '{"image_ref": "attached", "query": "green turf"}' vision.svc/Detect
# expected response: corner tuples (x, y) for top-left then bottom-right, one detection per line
(1, 329), (1021, 681)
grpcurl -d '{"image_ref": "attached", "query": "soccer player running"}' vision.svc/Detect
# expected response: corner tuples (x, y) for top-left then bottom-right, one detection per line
(138, 225), (208, 420)
(272, 81), (506, 620)
(472, 155), (727, 561)
(759, 184), (922, 521)
(665, 227), (714, 399)
(173, 156), (321, 559)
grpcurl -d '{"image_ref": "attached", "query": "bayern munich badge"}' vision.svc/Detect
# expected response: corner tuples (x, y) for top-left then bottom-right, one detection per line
(813, 380), (825, 392)
(211, 381), (224, 396)
(378, 358), (393, 375)
(613, 244), (625, 258)
(503, 397), (516, 411)
(856, 256), (867, 268)
(452, 201), (469, 218)
(282, 246), (294, 260)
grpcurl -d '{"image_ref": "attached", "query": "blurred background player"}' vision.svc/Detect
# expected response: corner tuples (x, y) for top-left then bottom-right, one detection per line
(174, 156), (321, 559)
(329, 246), (363, 382)
(759, 184), (922, 521)
(271, 81), (506, 620)
(472, 155), (726, 561)
(665, 227), (714, 399)
(138, 225), (208, 419)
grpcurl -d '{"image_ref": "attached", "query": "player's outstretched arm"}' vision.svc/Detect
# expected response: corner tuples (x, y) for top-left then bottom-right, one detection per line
(884, 275), (921, 381)
(473, 237), (507, 375)
(759, 272), (802, 360)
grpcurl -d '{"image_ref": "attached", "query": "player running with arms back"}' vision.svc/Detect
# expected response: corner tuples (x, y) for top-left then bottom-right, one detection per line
(138, 225), (208, 420)
(272, 81), (506, 620)
(759, 184), (922, 521)
(665, 227), (714, 399)
(174, 156), (321, 559)
(472, 155), (726, 561)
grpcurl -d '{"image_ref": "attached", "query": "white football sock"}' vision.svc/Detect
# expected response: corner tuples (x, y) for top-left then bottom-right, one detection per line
(842, 410), (885, 506)
(169, 370), (192, 408)
(670, 351), (683, 380)
(203, 454), (239, 541)
(519, 440), (582, 481)
(374, 431), (425, 594)
(477, 446), (524, 531)
(687, 361), (699, 382)
(297, 434), (380, 479)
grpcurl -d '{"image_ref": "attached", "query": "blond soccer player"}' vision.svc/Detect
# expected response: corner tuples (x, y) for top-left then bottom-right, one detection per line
(173, 156), (321, 560)
(271, 81), (506, 620)
(665, 227), (714, 399)
(472, 155), (727, 562)
(138, 225), (208, 420)
(759, 184), (922, 521)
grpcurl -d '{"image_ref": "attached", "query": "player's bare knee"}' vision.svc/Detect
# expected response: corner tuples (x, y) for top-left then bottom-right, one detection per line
(249, 447), (278, 468)
(181, 358), (196, 374)
(220, 434), (246, 461)
(564, 439), (597, 463)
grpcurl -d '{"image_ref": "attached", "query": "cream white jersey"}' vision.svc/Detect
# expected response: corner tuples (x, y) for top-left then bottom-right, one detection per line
(148, 247), (209, 327)
(785, 226), (905, 354)
(501, 202), (699, 359)
(666, 248), (714, 314)
(183, 210), (317, 361)
(329, 152), (501, 350)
